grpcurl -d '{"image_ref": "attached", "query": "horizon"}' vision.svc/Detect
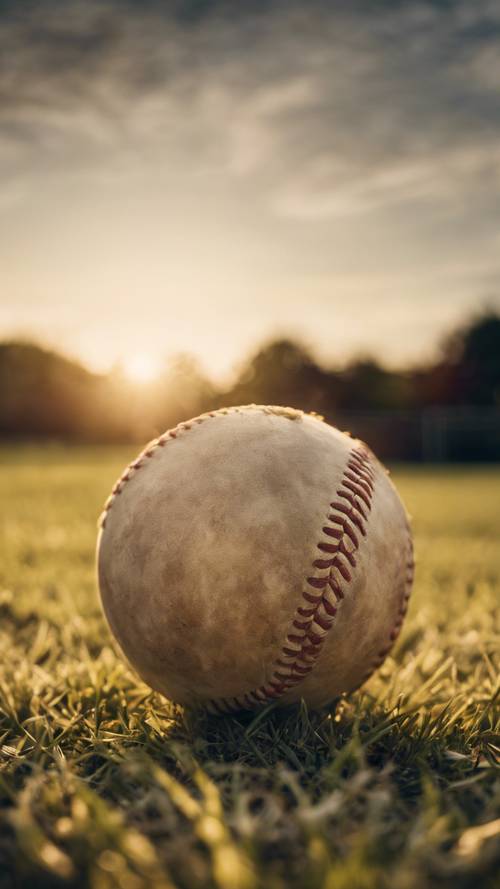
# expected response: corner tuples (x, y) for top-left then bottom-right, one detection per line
(2, 302), (490, 387)
(1, 1), (500, 378)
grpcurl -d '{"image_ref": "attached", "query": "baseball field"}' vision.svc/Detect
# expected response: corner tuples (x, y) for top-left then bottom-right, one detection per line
(0, 445), (498, 889)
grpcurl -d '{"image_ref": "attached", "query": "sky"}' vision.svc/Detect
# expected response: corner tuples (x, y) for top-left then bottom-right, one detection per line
(1, 0), (500, 381)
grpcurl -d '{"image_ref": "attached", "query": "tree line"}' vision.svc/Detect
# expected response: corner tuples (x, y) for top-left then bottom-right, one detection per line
(0, 311), (499, 459)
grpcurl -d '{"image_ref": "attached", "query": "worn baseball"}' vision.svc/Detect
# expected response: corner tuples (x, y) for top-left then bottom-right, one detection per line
(97, 405), (413, 713)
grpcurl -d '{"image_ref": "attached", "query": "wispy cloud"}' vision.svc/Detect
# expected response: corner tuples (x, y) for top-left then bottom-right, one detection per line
(1, 0), (499, 372)
(2, 1), (500, 202)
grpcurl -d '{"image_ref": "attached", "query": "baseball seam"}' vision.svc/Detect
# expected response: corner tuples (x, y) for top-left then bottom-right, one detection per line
(100, 407), (245, 528)
(206, 445), (375, 714)
(99, 406), (303, 528)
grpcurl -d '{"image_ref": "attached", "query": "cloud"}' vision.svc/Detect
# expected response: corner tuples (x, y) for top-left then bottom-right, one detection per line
(275, 142), (500, 220)
(1, 3), (499, 179)
(1, 0), (499, 373)
(2, 0), (500, 227)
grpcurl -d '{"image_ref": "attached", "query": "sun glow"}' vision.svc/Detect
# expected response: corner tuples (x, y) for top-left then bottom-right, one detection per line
(123, 354), (160, 384)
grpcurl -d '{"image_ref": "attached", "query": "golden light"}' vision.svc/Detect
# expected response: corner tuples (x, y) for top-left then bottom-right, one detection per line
(123, 354), (160, 384)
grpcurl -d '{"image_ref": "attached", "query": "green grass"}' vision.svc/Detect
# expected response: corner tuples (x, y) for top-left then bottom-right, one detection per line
(0, 445), (498, 889)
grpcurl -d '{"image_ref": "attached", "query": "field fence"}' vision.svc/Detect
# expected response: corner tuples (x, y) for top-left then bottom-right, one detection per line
(330, 408), (500, 462)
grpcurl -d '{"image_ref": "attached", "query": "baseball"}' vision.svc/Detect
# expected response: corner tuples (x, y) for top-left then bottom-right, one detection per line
(97, 405), (414, 713)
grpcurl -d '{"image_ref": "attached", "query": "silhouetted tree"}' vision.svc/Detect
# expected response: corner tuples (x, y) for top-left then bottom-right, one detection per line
(444, 311), (500, 405)
(413, 311), (500, 407)
(338, 358), (413, 410)
(1, 310), (499, 455)
(224, 338), (338, 416)
(0, 341), (97, 439)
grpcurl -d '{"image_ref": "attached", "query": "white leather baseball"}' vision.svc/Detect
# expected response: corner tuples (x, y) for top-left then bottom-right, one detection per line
(97, 405), (414, 713)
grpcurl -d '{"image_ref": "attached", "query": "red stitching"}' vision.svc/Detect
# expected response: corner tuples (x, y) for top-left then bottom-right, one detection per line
(302, 590), (321, 604)
(297, 606), (316, 617)
(329, 505), (366, 536)
(98, 406), (306, 528)
(208, 444), (375, 714)
(98, 407), (247, 528)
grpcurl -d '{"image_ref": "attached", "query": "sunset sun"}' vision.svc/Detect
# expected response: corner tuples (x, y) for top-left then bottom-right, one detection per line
(123, 354), (160, 384)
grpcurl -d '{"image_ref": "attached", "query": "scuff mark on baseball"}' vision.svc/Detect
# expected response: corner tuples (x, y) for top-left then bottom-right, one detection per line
(96, 405), (414, 713)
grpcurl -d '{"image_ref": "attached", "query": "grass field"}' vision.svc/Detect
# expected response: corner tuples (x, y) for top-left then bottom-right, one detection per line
(0, 445), (499, 889)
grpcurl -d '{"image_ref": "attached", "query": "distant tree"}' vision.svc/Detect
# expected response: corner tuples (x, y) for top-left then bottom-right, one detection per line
(0, 340), (133, 441)
(338, 358), (413, 410)
(224, 338), (338, 415)
(413, 310), (500, 407)
(1, 308), (499, 447)
(0, 341), (93, 438)
(443, 311), (500, 405)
